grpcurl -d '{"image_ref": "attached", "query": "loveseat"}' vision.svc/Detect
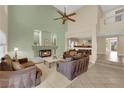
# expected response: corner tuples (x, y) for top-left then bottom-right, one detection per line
(0, 55), (42, 88)
(0, 66), (37, 88)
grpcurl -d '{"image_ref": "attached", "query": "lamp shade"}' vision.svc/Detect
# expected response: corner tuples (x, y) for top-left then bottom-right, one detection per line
(14, 48), (18, 51)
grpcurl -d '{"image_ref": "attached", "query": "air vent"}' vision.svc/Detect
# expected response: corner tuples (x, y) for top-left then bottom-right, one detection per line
(115, 8), (124, 22)
(115, 8), (124, 14)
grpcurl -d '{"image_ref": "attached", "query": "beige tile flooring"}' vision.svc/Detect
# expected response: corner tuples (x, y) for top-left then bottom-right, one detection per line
(67, 63), (124, 88)
(103, 51), (119, 62)
(35, 62), (93, 88)
(36, 63), (71, 88)
(35, 61), (124, 88)
(97, 54), (124, 68)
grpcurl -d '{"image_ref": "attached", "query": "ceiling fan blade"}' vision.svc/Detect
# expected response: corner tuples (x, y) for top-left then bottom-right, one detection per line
(54, 17), (63, 20)
(67, 13), (76, 17)
(62, 20), (66, 24)
(64, 6), (66, 15)
(67, 17), (76, 22)
(57, 10), (64, 16)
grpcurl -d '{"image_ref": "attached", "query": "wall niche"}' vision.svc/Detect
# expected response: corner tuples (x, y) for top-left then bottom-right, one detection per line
(33, 30), (57, 46)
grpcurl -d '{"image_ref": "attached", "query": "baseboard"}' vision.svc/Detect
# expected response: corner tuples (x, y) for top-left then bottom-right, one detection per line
(118, 54), (124, 57)
(97, 52), (106, 55)
(97, 52), (124, 57)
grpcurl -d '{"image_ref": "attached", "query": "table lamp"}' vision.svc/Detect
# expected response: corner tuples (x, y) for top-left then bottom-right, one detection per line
(14, 47), (18, 60)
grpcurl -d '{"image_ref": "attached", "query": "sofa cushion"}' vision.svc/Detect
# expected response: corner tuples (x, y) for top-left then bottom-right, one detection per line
(73, 54), (81, 60)
(73, 56), (80, 60)
(0, 62), (14, 71)
(63, 51), (72, 59)
(77, 53), (82, 57)
(1, 55), (14, 71)
(21, 61), (35, 68)
(65, 57), (73, 62)
(12, 61), (24, 71)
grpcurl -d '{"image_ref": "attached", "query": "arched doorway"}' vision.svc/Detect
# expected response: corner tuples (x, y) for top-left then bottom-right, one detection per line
(106, 37), (118, 62)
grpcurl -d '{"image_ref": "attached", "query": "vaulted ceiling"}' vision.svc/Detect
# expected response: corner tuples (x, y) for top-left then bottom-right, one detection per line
(53, 5), (82, 14)
(101, 5), (123, 12)
(53, 5), (124, 14)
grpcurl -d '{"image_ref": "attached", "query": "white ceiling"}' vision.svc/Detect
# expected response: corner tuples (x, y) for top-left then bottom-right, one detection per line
(53, 5), (124, 14)
(53, 5), (82, 14)
(100, 5), (124, 13)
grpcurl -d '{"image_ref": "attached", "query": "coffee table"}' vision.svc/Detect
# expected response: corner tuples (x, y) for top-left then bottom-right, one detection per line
(29, 57), (44, 64)
(43, 57), (63, 68)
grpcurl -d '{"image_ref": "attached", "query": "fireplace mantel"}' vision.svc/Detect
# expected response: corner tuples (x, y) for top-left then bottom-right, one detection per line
(32, 45), (58, 57)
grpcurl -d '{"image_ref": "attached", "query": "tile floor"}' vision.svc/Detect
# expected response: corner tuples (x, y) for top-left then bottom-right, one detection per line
(36, 61), (124, 88)
(36, 63), (71, 88)
(67, 63), (124, 88)
(97, 54), (124, 68)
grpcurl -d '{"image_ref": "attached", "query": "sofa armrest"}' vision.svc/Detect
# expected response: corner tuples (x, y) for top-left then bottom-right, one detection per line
(21, 61), (35, 68)
(57, 60), (76, 80)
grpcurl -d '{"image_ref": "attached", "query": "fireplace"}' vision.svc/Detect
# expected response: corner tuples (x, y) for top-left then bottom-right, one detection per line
(39, 49), (51, 57)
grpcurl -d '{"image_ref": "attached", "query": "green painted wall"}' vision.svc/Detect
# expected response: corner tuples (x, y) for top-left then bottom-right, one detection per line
(8, 5), (67, 58)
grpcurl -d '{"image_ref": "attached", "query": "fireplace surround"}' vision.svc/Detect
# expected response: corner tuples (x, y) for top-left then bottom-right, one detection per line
(32, 45), (58, 57)
(39, 49), (51, 57)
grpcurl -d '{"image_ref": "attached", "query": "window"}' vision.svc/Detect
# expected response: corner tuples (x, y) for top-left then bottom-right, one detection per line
(115, 9), (124, 22)
(0, 31), (7, 59)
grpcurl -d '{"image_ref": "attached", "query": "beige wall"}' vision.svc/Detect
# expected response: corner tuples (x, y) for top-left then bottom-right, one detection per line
(66, 5), (99, 63)
(97, 6), (103, 32)
(118, 35), (124, 56)
(0, 5), (8, 46)
(100, 21), (124, 34)
(65, 5), (124, 63)
(66, 5), (98, 38)
(100, 6), (124, 35)
(97, 37), (106, 54)
(0, 5), (8, 36)
(97, 35), (124, 56)
(97, 7), (124, 56)
(0, 5), (8, 58)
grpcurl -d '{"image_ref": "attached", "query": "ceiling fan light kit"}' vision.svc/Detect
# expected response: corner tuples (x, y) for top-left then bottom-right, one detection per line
(54, 7), (76, 24)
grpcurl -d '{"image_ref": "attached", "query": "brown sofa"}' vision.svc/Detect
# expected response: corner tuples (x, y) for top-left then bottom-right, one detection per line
(0, 66), (37, 88)
(57, 50), (89, 80)
(18, 58), (42, 86)
(0, 56), (42, 88)
(63, 49), (91, 59)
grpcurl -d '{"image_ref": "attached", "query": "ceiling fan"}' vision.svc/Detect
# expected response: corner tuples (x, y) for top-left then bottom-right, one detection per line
(54, 6), (76, 24)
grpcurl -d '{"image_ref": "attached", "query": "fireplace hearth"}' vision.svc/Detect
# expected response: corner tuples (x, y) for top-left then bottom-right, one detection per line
(39, 49), (51, 57)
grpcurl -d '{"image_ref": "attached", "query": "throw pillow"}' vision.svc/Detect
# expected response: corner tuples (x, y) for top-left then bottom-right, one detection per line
(18, 58), (28, 64)
(4, 54), (12, 60)
(0, 61), (14, 71)
(65, 57), (73, 62)
(12, 61), (24, 71)
(69, 51), (76, 56)
(3, 55), (13, 71)
(76, 53), (82, 58)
